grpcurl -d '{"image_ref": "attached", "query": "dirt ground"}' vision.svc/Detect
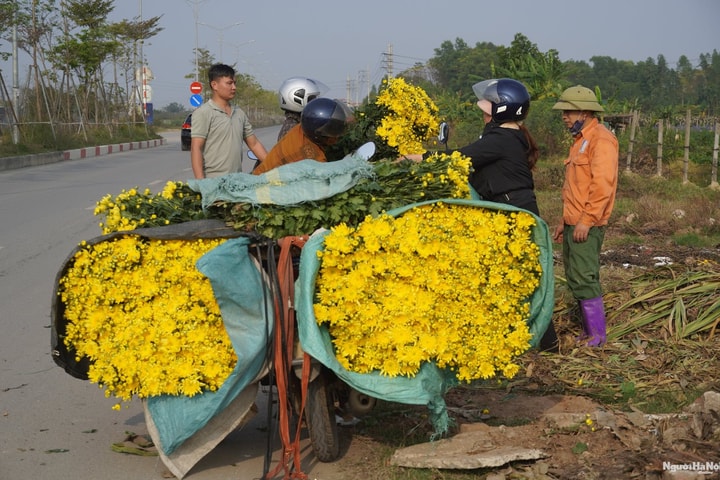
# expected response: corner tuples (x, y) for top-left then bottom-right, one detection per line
(330, 377), (719, 480)
(325, 242), (720, 480)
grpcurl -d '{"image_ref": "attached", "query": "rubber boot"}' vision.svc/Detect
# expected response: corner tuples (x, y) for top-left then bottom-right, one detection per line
(574, 300), (589, 342)
(579, 297), (607, 347)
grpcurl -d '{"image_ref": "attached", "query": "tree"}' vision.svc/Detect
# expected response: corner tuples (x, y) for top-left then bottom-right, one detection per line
(52, 0), (118, 123)
(162, 102), (186, 114)
(501, 34), (565, 100)
(677, 55), (695, 106)
(0, 0), (59, 123)
(697, 50), (720, 115)
(426, 38), (501, 103)
(107, 15), (163, 119)
(185, 47), (217, 98)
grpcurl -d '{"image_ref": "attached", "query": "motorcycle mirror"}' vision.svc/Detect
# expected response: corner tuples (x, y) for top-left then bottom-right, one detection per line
(438, 121), (449, 147)
(352, 142), (375, 161)
(247, 150), (261, 171)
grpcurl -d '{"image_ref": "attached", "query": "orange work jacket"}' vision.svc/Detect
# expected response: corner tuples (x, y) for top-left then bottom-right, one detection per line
(252, 124), (326, 175)
(561, 117), (619, 227)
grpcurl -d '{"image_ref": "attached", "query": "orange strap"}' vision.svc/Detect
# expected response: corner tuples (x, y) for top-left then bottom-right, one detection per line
(265, 236), (309, 480)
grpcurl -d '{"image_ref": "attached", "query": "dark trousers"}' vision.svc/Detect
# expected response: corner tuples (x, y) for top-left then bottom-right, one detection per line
(562, 224), (605, 300)
(491, 189), (539, 216)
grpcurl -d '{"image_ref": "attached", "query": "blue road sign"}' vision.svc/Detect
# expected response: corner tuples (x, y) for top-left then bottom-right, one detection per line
(190, 94), (203, 107)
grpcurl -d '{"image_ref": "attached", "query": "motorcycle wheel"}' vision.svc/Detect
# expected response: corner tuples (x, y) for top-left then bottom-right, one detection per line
(304, 371), (340, 462)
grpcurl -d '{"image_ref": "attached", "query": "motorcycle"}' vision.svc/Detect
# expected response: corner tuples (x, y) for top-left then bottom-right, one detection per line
(49, 145), (381, 478)
(244, 150), (377, 472)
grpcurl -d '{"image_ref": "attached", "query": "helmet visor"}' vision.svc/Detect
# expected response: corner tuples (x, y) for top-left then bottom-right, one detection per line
(315, 101), (353, 138)
(472, 79), (500, 102)
(307, 79), (330, 98)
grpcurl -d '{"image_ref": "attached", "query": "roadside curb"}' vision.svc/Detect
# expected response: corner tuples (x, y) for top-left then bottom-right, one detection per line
(0, 138), (167, 172)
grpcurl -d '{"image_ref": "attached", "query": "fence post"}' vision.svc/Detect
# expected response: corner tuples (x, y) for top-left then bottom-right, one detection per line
(626, 110), (638, 172)
(656, 119), (664, 177)
(711, 122), (719, 189)
(682, 109), (691, 184)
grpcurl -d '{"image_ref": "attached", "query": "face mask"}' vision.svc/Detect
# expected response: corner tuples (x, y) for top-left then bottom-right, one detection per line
(569, 119), (584, 137)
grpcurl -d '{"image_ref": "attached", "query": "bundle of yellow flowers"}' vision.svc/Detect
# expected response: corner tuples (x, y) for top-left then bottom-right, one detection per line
(59, 236), (236, 407)
(327, 77), (440, 160)
(374, 77), (440, 156)
(313, 202), (541, 382)
(94, 181), (205, 234)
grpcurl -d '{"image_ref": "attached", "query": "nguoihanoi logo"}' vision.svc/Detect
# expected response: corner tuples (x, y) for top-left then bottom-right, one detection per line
(663, 461), (720, 475)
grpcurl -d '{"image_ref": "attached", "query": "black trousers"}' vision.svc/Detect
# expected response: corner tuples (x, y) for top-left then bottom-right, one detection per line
(490, 189), (539, 215)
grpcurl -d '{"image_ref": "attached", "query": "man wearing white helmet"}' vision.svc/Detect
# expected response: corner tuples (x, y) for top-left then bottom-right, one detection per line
(277, 77), (329, 141)
(552, 85), (619, 347)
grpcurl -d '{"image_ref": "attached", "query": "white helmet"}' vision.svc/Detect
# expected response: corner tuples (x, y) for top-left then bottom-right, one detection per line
(278, 77), (329, 113)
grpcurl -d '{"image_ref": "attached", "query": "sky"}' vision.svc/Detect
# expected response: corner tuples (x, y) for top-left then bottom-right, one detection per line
(4, 0), (720, 110)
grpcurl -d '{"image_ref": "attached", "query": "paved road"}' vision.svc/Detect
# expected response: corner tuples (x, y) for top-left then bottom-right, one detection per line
(0, 127), (349, 480)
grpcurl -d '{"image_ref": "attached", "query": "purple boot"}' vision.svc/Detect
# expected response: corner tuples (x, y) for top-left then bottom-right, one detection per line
(579, 297), (607, 347)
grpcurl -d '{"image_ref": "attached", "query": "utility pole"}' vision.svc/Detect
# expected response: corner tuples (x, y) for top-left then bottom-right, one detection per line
(12, 11), (19, 144)
(382, 44), (394, 78)
(199, 22), (243, 63)
(138, 0), (144, 120)
(356, 70), (366, 105)
(186, 0), (207, 82)
(346, 75), (355, 106)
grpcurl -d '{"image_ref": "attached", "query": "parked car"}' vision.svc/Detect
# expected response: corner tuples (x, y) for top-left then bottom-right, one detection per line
(181, 113), (192, 151)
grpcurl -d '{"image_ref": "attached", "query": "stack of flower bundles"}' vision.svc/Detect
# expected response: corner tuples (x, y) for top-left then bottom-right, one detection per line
(51, 78), (553, 440)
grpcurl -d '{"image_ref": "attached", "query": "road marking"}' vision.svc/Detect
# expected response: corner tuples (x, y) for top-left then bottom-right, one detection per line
(148, 180), (163, 186)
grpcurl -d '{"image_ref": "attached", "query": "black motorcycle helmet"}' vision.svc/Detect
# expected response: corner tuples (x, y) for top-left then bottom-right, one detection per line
(472, 78), (531, 123)
(300, 98), (352, 145)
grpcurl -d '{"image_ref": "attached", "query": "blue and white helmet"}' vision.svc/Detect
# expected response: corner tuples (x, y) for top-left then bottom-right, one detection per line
(472, 78), (531, 123)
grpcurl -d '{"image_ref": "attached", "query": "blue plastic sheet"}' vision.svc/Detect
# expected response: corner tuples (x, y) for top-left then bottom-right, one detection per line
(187, 154), (375, 210)
(146, 237), (274, 454)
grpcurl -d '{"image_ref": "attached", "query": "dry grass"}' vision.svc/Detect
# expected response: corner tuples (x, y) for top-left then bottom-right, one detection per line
(543, 262), (720, 414)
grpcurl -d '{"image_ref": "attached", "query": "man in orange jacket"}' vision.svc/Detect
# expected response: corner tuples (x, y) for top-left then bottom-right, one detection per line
(253, 98), (351, 175)
(552, 85), (619, 347)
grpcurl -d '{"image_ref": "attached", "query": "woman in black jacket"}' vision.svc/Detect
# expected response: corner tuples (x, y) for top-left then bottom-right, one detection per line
(460, 78), (539, 214)
(458, 78), (557, 352)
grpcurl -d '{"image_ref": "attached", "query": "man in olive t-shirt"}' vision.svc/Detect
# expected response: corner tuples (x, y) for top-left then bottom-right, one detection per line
(190, 64), (268, 178)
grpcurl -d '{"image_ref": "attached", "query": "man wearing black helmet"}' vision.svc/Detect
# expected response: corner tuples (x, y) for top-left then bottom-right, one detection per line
(252, 97), (353, 175)
(276, 77), (329, 141)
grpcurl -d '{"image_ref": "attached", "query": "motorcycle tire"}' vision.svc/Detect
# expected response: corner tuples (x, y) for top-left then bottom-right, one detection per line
(304, 371), (340, 462)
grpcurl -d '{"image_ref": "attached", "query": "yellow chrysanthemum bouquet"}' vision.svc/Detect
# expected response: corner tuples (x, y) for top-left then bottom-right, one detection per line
(325, 77), (440, 160)
(313, 202), (541, 383)
(58, 235), (236, 406)
(94, 181), (205, 234)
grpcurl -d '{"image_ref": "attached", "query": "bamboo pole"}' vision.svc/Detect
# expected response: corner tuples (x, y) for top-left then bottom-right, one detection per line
(626, 110), (638, 172)
(656, 119), (664, 177)
(682, 109), (691, 184)
(711, 122), (719, 189)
